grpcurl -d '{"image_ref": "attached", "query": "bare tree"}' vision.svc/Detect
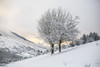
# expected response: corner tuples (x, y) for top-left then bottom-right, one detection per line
(38, 8), (79, 54)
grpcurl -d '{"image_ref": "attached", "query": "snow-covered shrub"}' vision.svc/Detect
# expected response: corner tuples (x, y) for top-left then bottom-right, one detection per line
(0, 48), (23, 64)
(0, 34), (2, 36)
(84, 64), (91, 67)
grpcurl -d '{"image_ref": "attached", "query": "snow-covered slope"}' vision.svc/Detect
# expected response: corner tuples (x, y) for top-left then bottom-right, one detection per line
(0, 29), (47, 57)
(6, 40), (100, 67)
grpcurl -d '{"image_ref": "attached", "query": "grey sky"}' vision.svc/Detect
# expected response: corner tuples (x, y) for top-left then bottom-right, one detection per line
(0, 0), (100, 41)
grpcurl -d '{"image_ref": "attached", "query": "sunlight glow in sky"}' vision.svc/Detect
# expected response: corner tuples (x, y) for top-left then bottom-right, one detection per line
(0, 0), (100, 43)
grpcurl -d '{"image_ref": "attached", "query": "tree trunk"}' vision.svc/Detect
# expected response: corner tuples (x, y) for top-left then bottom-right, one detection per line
(51, 44), (54, 54)
(59, 40), (62, 53)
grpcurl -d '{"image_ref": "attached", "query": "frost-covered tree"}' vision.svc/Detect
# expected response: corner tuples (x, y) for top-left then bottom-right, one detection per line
(38, 8), (79, 54)
(38, 9), (58, 54)
(81, 34), (87, 44)
(92, 32), (100, 41)
(81, 32), (100, 44)
(54, 9), (79, 52)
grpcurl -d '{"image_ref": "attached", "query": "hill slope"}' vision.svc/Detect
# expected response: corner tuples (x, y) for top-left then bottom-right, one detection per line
(0, 29), (48, 64)
(6, 40), (100, 67)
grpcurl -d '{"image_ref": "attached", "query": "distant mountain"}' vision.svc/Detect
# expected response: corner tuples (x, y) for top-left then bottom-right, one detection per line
(0, 29), (48, 65)
(11, 32), (28, 41)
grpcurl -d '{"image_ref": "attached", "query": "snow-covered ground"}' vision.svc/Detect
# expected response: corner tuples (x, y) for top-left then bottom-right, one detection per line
(5, 40), (100, 67)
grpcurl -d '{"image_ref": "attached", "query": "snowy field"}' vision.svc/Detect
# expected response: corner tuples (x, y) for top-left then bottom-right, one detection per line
(4, 40), (100, 67)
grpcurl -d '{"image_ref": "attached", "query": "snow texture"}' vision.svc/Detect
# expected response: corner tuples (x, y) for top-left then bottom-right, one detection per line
(5, 40), (100, 67)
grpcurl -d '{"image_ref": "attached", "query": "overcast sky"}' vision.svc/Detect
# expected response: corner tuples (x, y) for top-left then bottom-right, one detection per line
(0, 0), (100, 42)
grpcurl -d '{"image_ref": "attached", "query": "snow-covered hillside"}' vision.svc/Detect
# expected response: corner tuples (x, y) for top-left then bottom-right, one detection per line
(0, 29), (48, 64)
(5, 40), (100, 67)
